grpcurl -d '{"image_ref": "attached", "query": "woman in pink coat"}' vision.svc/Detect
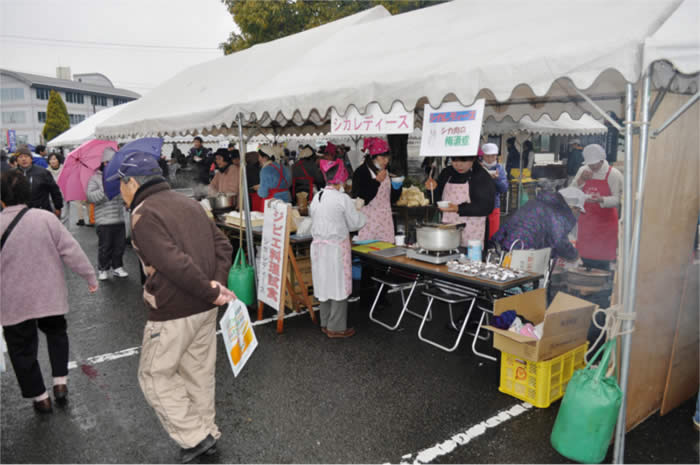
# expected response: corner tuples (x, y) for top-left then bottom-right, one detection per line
(1, 171), (98, 413)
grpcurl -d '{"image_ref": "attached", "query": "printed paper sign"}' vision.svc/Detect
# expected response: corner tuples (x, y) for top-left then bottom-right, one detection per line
(419, 100), (485, 157)
(6, 130), (16, 153)
(219, 299), (258, 377)
(257, 199), (290, 311)
(331, 102), (414, 135)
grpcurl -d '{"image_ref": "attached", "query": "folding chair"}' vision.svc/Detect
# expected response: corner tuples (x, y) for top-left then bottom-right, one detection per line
(369, 267), (428, 330)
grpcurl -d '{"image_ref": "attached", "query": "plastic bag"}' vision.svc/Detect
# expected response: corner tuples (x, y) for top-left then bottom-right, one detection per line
(228, 248), (256, 306)
(550, 339), (623, 463)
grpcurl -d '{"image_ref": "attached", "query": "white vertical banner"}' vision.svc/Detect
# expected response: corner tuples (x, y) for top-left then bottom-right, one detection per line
(419, 99), (486, 157)
(256, 199), (290, 311)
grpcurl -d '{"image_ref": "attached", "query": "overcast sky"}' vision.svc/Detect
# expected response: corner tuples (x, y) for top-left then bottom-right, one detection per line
(0, 0), (234, 95)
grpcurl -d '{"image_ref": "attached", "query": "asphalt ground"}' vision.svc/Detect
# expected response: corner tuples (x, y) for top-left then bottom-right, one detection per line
(1, 212), (698, 464)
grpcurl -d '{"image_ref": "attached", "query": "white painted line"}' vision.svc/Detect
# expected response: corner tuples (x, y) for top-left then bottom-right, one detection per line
(398, 402), (533, 464)
(67, 307), (317, 370)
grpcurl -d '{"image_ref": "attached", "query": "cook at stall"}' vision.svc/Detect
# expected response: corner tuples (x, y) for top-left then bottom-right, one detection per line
(351, 137), (401, 243)
(291, 145), (325, 204)
(480, 143), (508, 240)
(425, 154), (495, 247)
(207, 148), (241, 197)
(251, 146), (292, 211)
(310, 159), (366, 339)
(570, 143), (622, 270)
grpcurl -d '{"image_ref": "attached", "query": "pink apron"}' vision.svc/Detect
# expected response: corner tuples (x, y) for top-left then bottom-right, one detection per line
(441, 180), (486, 247)
(356, 175), (395, 243)
(311, 238), (352, 299)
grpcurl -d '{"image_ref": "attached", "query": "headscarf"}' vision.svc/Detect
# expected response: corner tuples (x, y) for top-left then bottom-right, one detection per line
(363, 137), (390, 157)
(582, 144), (606, 165)
(298, 145), (315, 159)
(320, 159), (349, 185)
(323, 142), (337, 157)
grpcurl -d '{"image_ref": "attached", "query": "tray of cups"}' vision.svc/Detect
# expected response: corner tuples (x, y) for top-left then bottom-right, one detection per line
(446, 259), (528, 283)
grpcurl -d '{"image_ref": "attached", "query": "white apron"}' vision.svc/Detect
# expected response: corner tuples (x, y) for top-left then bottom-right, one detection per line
(311, 238), (352, 302)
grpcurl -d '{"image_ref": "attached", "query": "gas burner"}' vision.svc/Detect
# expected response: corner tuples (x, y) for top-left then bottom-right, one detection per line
(407, 248), (462, 264)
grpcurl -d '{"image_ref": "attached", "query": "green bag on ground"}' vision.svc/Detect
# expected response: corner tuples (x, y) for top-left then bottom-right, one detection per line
(228, 248), (256, 307)
(550, 339), (623, 463)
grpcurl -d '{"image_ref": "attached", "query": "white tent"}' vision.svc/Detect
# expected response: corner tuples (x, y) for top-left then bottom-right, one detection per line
(484, 113), (607, 136)
(47, 102), (134, 148)
(96, 0), (696, 140)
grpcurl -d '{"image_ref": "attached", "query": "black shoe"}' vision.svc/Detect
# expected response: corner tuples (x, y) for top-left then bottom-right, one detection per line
(180, 434), (216, 463)
(86, 223), (94, 228)
(76, 220), (85, 226)
(53, 384), (68, 405)
(33, 397), (53, 414)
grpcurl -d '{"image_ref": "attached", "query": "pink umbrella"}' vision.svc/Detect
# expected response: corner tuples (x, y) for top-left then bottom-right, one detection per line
(57, 140), (118, 201)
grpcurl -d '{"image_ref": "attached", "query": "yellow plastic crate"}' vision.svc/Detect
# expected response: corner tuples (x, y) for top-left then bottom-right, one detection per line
(498, 343), (588, 408)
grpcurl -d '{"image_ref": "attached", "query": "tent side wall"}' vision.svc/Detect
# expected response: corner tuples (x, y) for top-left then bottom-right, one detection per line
(625, 91), (700, 430)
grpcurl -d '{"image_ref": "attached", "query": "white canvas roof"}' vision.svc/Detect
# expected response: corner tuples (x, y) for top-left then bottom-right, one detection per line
(643, 0), (700, 74)
(47, 102), (133, 148)
(96, 0), (698, 139)
(484, 113), (607, 136)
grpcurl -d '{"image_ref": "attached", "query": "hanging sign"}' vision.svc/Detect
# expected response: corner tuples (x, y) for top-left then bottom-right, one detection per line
(219, 299), (258, 377)
(331, 102), (414, 135)
(419, 100), (485, 157)
(257, 199), (291, 312)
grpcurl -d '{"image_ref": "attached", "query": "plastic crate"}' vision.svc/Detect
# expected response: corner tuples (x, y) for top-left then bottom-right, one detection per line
(498, 343), (588, 408)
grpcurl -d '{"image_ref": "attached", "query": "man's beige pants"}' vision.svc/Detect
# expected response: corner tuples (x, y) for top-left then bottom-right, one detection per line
(138, 308), (220, 449)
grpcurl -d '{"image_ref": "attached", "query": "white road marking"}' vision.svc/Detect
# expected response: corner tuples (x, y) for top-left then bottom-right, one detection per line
(398, 402), (533, 464)
(67, 308), (316, 370)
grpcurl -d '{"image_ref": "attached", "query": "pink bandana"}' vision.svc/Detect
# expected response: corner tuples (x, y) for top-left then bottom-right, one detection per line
(363, 137), (390, 156)
(319, 159), (349, 185)
(324, 142), (337, 157)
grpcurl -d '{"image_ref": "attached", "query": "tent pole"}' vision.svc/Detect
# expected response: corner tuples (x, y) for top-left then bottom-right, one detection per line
(651, 91), (699, 138)
(622, 82), (634, 299)
(237, 113), (258, 291)
(613, 73), (651, 464)
(574, 88), (624, 131)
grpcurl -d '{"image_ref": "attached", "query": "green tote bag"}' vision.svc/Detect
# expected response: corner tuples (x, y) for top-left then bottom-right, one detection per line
(550, 339), (623, 463)
(228, 248), (256, 307)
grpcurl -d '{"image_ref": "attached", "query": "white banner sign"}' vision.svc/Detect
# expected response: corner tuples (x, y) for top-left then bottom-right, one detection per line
(419, 100), (485, 157)
(257, 199), (290, 311)
(219, 299), (258, 377)
(331, 102), (414, 135)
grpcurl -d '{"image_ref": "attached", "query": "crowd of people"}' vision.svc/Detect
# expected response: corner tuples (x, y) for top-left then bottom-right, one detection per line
(0, 132), (623, 463)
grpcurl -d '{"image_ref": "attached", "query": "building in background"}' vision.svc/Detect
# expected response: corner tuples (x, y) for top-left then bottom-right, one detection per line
(0, 67), (139, 147)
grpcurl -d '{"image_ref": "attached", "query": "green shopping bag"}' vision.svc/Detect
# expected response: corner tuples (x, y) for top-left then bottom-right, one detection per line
(550, 339), (623, 463)
(228, 248), (256, 306)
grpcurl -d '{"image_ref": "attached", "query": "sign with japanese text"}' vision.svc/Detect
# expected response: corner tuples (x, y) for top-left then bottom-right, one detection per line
(6, 130), (16, 153)
(419, 100), (485, 157)
(330, 102), (414, 135)
(257, 199), (291, 312)
(219, 299), (258, 377)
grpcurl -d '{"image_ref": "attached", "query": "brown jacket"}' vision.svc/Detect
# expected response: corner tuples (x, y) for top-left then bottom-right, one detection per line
(130, 180), (233, 321)
(207, 164), (240, 197)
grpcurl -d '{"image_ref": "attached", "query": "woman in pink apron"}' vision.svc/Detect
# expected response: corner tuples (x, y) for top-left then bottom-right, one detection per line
(351, 138), (402, 243)
(310, 159), (366, 338)
(425, 155), (496, 248)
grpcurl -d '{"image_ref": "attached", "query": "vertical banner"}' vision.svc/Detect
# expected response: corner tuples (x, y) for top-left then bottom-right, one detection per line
(256, 199), (291, 312)
(219, 299), (258, 377)
(6, 130), (16, 153)
(419, 100), (485, 157)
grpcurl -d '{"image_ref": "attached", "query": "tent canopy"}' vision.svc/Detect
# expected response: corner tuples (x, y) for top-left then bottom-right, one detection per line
(484, 113), (607, 136)
(95, 0), (698, 140)
(47, 102), (133, 148)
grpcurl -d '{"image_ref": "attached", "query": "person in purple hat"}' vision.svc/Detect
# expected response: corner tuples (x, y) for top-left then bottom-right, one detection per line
(109, 152), (235, 463)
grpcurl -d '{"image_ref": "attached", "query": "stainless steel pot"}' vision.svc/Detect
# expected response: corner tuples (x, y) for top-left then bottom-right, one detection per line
(415, 225), (462, 251)
(207, 192), (237, 210)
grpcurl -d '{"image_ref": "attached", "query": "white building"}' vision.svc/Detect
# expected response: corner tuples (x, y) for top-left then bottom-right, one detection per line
(0, 67), (139, 146)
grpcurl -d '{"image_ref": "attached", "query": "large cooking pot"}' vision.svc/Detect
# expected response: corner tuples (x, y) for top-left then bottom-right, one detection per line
(415, 223), (463, 251)
(207, 192), (237, 210)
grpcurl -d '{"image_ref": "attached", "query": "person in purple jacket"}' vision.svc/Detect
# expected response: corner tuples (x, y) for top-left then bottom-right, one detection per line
(480, 143), (508, 239)
(0, 170), (98, 414)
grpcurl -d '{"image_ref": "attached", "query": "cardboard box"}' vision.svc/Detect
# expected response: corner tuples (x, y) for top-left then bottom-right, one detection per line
(485, 289), (596, 362)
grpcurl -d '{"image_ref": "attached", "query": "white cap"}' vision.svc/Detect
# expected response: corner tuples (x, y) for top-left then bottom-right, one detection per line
(582, 144), (606, 165)
(559, 187), (586, 213)
(569, 138), (581, 145)
(481, 143), (499, 155)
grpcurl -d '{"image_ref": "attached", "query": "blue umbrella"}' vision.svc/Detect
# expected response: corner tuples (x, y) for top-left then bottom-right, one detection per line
(104, 137), (163, 199)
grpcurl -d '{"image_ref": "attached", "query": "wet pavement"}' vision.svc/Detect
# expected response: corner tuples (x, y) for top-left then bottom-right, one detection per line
(1, 215), (698, 464)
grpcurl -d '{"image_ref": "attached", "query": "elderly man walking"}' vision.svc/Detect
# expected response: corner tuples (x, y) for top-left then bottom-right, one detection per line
(109, 152), (235, 463)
